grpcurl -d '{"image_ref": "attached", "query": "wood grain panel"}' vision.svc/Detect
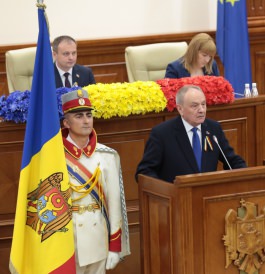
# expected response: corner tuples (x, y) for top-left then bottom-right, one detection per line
(139, 166), (265, 273)
(255, 104), (265, 163)
(140, 181), (176, 274)
(175, 187), (194, 274)
(90, 62), (128, 84)
(204, 191), (265, 274)
(255, 51), (265, 94)
(0, 239), (12, 274)
(103, 139), (145, 201)
(247, 0), (265, 16)
(147, 194), (172, 274)
(219, 118), (247, 161)
(0, 147), (22, 218)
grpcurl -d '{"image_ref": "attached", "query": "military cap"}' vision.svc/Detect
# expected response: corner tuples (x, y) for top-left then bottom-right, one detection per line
(61, 89), (93, 114)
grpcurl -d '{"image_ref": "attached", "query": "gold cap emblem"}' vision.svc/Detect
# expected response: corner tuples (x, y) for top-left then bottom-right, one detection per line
(78, 98), (85, 105)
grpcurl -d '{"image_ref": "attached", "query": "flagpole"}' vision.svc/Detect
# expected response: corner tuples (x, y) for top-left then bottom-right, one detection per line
(36, 0), (50, 35)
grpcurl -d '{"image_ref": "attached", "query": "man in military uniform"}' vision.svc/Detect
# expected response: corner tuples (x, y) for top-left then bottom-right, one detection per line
(61, 89), (130, 274)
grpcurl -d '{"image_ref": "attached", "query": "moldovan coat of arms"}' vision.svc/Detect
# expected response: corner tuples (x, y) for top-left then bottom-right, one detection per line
(223, 199), (265, 274)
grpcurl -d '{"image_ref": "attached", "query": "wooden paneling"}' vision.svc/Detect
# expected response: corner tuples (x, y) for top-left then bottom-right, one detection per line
(1, 95), (265, 273)
(1, 23), (265, 96)
(91, 62), (128, 84)
(254, 51), (265, 93)
(139, 167), (265, 273)
(247, 0), (265, 16)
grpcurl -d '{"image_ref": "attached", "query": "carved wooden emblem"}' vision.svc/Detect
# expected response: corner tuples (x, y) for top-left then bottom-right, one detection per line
(223, 199), (265, 274)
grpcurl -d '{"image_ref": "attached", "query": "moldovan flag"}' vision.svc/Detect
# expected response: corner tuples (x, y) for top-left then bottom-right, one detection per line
(9, 4), (76, 274)
(216, 0), (252, 97)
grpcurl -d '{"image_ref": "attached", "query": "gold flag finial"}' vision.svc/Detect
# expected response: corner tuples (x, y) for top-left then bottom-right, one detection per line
(36, 0), (46, 9)
(35, 0), (50, 36)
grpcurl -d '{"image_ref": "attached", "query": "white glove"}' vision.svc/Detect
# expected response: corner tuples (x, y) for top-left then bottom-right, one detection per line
(106, 251), (120, 270)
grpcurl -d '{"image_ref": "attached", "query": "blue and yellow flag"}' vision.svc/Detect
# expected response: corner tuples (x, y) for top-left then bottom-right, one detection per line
(216, 0), (252, 97)
(9, 4), (75, 274)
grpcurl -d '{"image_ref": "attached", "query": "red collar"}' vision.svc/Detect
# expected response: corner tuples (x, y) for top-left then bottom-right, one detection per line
(62, 128), (97, 159)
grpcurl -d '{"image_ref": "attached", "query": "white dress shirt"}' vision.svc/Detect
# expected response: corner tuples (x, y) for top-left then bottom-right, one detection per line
(181, 117), (202, 149)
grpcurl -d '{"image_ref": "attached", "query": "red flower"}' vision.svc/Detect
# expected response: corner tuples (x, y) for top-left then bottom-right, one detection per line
(157, 76), (235, 111)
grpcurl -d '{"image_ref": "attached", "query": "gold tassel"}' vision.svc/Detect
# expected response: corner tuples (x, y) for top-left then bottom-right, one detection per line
(70, 165), (101, 202)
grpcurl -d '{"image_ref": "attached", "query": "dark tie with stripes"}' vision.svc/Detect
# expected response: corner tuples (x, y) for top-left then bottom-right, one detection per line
(191, 127), (202, 171)
(64, 72), (71, 88)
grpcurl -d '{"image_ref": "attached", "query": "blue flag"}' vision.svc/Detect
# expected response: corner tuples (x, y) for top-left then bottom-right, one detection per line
(9, 5), (75, 274)
(216, 0), (252, 97)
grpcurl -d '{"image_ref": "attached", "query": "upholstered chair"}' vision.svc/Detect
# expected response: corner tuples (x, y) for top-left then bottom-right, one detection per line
(5, 47), (36, 93)
(125, 42), (188, 82)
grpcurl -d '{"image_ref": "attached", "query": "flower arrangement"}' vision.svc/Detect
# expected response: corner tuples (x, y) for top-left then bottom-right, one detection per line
(84, 81), (167, 119)
(0, 81), (167, 123)
(157, 76), (235, 111)
(0, 87), (80, 123)
(0, 90), (31, 123)
(0, 77), (235, 123)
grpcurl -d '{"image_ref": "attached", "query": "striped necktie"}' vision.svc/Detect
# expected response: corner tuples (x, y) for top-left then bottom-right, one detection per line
(64, 72), (71, 88)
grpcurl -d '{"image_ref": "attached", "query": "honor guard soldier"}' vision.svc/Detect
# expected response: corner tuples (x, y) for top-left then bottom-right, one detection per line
(61, 89), (130, 274)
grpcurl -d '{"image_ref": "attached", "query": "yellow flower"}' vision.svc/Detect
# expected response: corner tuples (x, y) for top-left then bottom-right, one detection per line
(83, 81), (167, 119)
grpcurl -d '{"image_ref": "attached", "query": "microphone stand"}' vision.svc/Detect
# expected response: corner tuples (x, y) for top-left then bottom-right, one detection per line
(213, 135), (232, 170)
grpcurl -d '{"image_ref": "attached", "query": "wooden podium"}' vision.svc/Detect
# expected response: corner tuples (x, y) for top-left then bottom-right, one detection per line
(138, 166), (265, 274)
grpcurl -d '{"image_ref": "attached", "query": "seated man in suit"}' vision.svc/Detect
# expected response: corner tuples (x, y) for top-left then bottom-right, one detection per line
(135, 85), (246, 183)
(52, 35), (96, 88)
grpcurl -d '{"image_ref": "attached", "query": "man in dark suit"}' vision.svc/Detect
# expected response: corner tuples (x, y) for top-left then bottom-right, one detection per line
(52, 35), (96, 88)
(135, 85), (246, 183)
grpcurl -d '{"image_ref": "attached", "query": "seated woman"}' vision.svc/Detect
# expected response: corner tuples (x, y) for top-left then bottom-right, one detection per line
(165, 33), (220, 79)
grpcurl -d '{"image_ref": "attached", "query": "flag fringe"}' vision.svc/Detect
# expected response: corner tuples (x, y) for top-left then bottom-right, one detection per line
(9, 261), (18, 274)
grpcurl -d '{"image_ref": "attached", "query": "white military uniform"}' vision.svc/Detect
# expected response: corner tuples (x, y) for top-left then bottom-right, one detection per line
(63, 128), (130, 270)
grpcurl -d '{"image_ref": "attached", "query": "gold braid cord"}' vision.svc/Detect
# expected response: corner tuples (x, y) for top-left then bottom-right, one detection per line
(36, 2), (50, 35)
(70, 166), (102, 202)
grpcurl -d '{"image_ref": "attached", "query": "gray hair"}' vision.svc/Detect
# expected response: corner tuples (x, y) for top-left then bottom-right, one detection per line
(176, 85), (204, 105)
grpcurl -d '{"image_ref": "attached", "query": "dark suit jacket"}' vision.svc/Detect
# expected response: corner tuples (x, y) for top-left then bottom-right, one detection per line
(54, 63), (96, 88)
(165, 58), (220, 79)
(135, 116), (246, 183)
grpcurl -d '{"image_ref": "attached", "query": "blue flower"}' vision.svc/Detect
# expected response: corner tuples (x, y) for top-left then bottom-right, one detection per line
(0, 87), (78, 123)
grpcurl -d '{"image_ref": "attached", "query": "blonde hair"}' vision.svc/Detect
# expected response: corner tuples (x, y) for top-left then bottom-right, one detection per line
(182, 33), (217, 74)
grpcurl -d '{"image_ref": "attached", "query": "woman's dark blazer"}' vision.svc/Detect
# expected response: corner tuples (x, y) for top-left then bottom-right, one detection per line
(165, 58), (220, 79)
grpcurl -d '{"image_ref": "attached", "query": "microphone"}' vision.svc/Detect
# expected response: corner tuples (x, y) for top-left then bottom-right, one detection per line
(212, 135), (232, 170)
(233, 92), (245, 97)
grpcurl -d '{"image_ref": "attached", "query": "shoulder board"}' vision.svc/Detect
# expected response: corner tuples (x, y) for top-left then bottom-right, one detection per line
(95, 146), (117, 154)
